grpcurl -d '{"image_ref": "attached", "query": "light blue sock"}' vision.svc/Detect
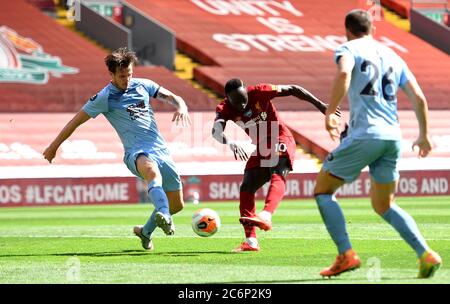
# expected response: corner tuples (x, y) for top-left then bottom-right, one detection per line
(141, 180), (170, 238)
(147, 179), (169, 215)
(143, 209), (157, 237)
(315, 194), (352, 254)
(382, 204), (429, 258)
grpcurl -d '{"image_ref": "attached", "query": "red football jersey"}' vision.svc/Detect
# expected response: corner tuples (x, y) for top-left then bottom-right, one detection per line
(215, 84), (296, 169)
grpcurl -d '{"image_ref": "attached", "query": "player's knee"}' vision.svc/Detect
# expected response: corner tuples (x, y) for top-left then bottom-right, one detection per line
(313, 170), (343, 196)
(372, 202), (391, 216)
(313, 179), (332, 196)
(139, 167), (160, 185)
(136, 156), (160, 182)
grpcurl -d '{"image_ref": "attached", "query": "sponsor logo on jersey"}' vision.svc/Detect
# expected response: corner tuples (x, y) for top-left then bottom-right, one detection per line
(241, 111), (268, 129)
(0, 26), (79, 84)
(126, 101), (148, 120)
(89, 94), (98, 101)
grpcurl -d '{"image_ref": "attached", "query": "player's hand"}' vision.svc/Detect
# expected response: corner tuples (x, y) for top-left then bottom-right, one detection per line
(172, 105), (191, 127)
(334, 106), (342, 117)
(412, 135), (432, 158)
(43, 145), (57, 163)
(322, 103), (342, 117)
(325, 113), (341, 142)
(228, 141), (248, 161)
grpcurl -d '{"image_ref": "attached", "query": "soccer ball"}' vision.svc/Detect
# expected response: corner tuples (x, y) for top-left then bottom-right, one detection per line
(191, 208), (221, 237)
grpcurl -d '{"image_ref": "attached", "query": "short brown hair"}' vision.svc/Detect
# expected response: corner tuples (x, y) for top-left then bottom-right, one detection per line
(104, 47), (138, 73)
(345, 9), (373, 36)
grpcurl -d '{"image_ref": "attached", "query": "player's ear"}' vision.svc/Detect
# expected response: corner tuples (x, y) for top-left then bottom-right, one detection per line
(345, 28), (352, 41)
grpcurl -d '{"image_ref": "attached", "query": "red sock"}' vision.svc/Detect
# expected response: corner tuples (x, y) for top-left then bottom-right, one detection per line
(240, 191), (256, 238)
(264, 174), (286, 214)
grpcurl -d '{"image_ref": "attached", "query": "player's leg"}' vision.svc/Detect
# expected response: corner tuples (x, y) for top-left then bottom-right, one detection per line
(314, 169), (351, 252)
(371, 178), (429, 255)
(166, 190), (184, 215)
(242, 139), (295, 231)
(314, 138), (377, 277)
(159, 157), (184, 215)
(370, 141), (441, 278)
(242, 157), (291, 231)
(155, 156), (185, 237)
(136, 154), (174, 237)
(261, 157), (291, 227)
(314, 170), (361, 277)
(124, 151), (163, 249)
(234, 167), (270, 252)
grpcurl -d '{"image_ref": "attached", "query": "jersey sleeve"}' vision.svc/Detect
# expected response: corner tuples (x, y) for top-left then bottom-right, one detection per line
(250, 84), (279, 108)
(398, 59), (416, 88)
(139, 78), (161, 98)
(335, 44), (355, 66)
(82, 88), (109, 118)
(215, 101), (231, 123)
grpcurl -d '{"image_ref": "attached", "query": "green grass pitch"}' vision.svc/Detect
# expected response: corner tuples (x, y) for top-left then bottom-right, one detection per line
(0, 196), (448, 284)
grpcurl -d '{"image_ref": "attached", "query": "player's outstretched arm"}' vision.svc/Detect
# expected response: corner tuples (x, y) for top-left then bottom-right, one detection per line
(276, 85), (341, 117)
(402, 79), (432, 158)
(156, 87), (191, 127)
(43, 110), (91, 163)
(212, 121), (248, 161)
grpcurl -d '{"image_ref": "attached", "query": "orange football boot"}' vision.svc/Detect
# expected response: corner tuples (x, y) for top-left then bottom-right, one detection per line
(239, 216), (272, 231)
(232, 242), (260, 253)
(320, 249), (361, 278)
(418, 250), (442, 278)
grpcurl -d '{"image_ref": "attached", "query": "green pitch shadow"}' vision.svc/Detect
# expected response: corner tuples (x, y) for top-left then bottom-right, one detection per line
(0, 249), (235, 258)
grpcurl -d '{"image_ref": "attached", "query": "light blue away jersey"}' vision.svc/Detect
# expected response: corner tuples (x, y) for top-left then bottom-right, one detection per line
(335, 37), (415, 140)
(83, 78), (167, 153)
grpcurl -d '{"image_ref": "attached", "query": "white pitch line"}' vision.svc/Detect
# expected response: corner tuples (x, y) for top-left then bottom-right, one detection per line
(1, 235), (450, 241)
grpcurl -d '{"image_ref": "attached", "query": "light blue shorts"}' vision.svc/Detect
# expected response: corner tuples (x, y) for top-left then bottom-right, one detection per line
(322, 138), (401, 183)
(124, 148), (182, 192)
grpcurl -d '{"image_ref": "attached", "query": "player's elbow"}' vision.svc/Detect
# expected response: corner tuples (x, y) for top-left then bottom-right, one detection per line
(283, 85), (308, 99)
(403, 81), (428, 110)
(414, 95), (428, 110)
(287, 85), (303, 95)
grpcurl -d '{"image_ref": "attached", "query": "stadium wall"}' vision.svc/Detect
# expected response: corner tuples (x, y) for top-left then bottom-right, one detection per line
(410, 8), (450, 54)
(121, 1), (176, 70)
(75, 2), (132, 51)
(1, 170), (449, 207)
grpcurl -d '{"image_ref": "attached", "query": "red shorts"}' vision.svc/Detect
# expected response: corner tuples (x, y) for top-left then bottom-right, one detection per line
(245, 136), (296, 170)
